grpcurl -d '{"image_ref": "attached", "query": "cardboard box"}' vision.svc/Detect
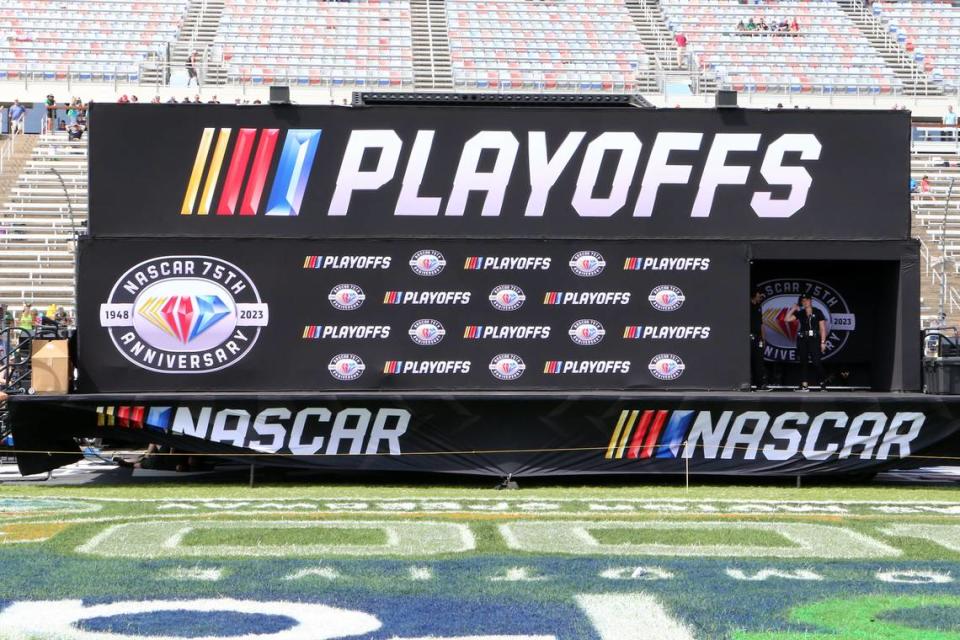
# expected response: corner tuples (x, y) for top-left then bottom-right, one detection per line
(31, 339), (69, 394)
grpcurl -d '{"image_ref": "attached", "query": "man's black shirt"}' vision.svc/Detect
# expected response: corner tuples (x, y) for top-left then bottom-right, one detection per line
(797, 307), (826, 337)
(750, 302), (763, 336)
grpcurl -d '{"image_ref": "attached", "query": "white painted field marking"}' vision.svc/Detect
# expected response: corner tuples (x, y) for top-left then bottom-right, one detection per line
(725, 568), (823, 581)
(881, 524), (960, 552)
(576, 593), (696, 640)
(393, 636), (554, 639)
(599, 566), (674, 580)
(284, 566), (341, 581)
(500, 521), (900, 558)
(489, 567), (550, 582)
(160, 567), (224, 582)
(76, 521), (475, 558)
(876, 570), (953, 584)
(408, 566), (433, 581)
(0, 599), (381, 640)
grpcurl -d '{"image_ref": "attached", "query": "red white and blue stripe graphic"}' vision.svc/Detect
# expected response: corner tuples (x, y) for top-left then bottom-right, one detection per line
(605, 409), (695, 460)
(623, 257), (644, 270)
(383, 291), (403, 304)
(302, 325), (324, 339)
(544, 360), (563, 374)
(96, 406), (172, 433)
(303, 256), (324, 269)
(383, 361), (403, 374)
(543, 292), (562, 305)
(623, 326), (643, 339)
(463, 326), (483, 339)
(464, 257), (483, 270)
(181, 128), (321, 217)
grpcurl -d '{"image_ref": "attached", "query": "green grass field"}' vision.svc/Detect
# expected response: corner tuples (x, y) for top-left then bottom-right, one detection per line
(2, 481), (960, 639)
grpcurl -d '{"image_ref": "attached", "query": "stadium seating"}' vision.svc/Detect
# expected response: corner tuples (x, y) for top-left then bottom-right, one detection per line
(0, 133), (85, 309)
(659, 0), (902, 94)
(0, 0), (187, 83)
(214, 0), (415, 88)
(445, 0), (649, 91)
(872, 1), (960, 92)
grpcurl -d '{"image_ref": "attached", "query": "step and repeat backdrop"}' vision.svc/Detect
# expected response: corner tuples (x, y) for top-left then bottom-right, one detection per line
(78, 238), (747, 392)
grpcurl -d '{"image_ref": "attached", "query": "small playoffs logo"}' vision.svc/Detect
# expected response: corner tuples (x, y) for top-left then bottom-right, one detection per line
(649, 285), (685, 312)
(648, 353), (686, 380)
(489, 284), (527, 311)
(569, 251), (606, 277)
(99, 256), (268, 374)
(409, 250), (446, 277)
(409, 319), (446, 346)
(328, 353), (365, 381)
(489, 353), (526, 380)
(569, 319), (605, 346)
(328, 284), (366, 311)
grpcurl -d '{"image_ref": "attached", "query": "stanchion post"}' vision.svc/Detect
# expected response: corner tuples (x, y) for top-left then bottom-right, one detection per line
(796, 475), (801, 489)
(684, 441), (689, 493)
(249, 463), (255, 489)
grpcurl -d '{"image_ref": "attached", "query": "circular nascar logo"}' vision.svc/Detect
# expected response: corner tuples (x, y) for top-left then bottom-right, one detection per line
(328, 353), (365, 381)
(569, 319), (605, 346)
(757, 278), (856, 361)
(648, 353), (685, 380)
(489, 284), (527, 311)
(328, 284), (366, 311)
(489, 353), (526, 380)
(569, 250), (606, 277)
(410, 249), (446, 276)
(649, 285), (685, 312)
(99, 256), (268, 374)
(409, 319), (446, 346)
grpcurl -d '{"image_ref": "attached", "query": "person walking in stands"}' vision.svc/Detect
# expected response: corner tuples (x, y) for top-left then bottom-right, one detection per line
(8, 99), (25, 134)
(186, 50), (200, 87)
(44, 94), (55, 132)
(674, 32), (687, 66)
(920, 174), (933, 201)
(785, 294), (827, 391)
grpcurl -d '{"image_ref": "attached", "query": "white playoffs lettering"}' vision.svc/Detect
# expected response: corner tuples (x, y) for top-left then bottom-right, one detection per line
(327, 130), (821, 220)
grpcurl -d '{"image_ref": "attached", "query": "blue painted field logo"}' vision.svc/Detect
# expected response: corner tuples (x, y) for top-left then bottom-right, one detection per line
(409, 250), (446, 277)
(648, 353), (685, 380)
(408, 319), (445, 346)
(569, 319), (605, 346)
(489, 285), (526, 311)
(489, 353), (526, 380)
(569, 250), (606, 277)
(328, 284), (366, 311)
(328, 354), (365, 381)
(648, 285), (685, 312)
(100, 256), (268, 374)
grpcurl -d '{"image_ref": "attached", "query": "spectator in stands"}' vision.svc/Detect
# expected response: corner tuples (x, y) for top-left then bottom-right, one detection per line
(45, 94), (55, 131)
(921, 175), (933, 200)
(66, 100), (78, 127)
(746, 17), (756, 30)
(131, 95), (139, 104)
(167, 96), (178, 104)
(150, 96), (161, 104)
(117, 95), (130, 104)
(234, 98), (241, 105)
(186, 50), (200, 87)
(8, 100), (25, 134)
(207, 95), (220, 104)
(68, 124), (83, 141)
(17, 304), (34, 333)
(736, 20), (746, 31)
(790, 16), (799, 32)
(193, 95), (202, 104)
(674, 32), (687, 66)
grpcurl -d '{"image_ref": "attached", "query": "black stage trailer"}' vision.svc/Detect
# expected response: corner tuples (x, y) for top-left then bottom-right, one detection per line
(13, 101), (960, 478)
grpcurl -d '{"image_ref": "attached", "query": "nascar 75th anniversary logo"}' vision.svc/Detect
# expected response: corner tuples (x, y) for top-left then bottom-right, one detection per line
(100, 256), (269, 374)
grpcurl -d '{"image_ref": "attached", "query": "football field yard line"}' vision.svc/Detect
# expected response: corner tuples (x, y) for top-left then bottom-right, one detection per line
(576, 594), (696, 640)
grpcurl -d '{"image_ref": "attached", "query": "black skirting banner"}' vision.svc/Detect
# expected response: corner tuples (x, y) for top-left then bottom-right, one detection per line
(11, 392), (960, 477)
(77, 237), (749, 393)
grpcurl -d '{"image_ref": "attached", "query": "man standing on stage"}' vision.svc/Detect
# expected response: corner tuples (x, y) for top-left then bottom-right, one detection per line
(785, 293), (827, 391)
(750, 289), (767, 389)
